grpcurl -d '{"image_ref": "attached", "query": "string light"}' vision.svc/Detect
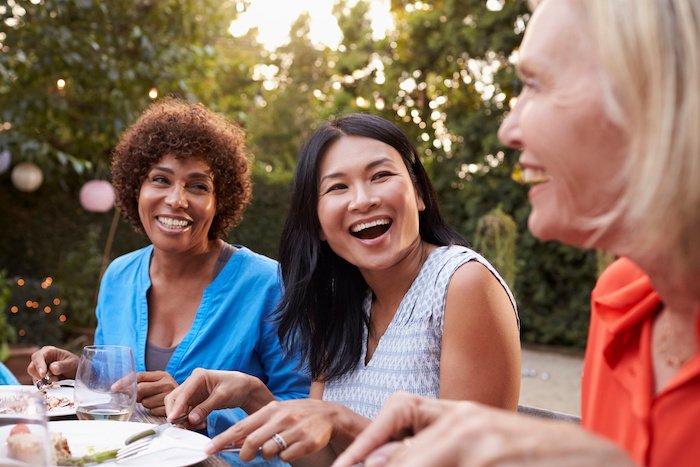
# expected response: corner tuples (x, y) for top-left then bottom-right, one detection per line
(10, 306), (18, 313)
(56, 78), (66, 90)
(148, 87), (158, 99)
(17, 278), (24, 286)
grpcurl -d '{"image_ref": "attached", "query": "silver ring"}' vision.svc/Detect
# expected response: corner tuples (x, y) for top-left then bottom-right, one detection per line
(271, 433), (288, 451)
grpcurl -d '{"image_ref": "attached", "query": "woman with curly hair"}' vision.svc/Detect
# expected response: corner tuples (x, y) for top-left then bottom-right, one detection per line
(28, 98), (310, 437)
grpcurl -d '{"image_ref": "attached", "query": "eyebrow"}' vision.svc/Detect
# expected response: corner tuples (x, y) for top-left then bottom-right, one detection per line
(319, 157), (395, 185)
(150, 166), (214, 180)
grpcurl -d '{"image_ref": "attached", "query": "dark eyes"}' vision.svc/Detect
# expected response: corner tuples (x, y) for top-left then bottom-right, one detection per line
(149, 174), (211, 192)
(372, 171), (394, 181)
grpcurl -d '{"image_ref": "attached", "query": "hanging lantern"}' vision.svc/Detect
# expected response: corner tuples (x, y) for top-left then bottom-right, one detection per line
(79, 179), (115, 212)
(11, 162), (44, 192)
(0, 150), (11, 174)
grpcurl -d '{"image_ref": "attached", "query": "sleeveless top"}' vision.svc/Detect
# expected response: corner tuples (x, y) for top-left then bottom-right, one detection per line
(322, 245), (518, 419)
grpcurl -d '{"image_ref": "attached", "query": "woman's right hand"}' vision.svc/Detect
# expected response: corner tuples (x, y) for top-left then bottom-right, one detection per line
(27, 346), (79, 382)
(164, 369), (273, 428)
(333, 392), (636, 467)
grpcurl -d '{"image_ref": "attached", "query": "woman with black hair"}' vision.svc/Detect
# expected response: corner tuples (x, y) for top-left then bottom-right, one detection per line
(165, 113), (520, 464)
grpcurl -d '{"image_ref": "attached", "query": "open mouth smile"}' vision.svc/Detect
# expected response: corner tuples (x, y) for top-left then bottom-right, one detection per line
(156, 216), (192, 230)
(350, 218), (392, 240)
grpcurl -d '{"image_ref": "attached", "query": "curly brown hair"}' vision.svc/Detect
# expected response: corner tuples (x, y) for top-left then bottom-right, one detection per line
(111, 98), (252, 239)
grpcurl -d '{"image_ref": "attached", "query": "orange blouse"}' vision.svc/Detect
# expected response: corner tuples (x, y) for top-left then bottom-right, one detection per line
(582, 258), (700, 467)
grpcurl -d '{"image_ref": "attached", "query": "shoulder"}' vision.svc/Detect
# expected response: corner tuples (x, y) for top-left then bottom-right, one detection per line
(102, 245), (152, 280)
(225, 246), (282, 292)
(235, 246), (279, 270)
(593, 257), (649, 298)
(438, 245), (517, 314)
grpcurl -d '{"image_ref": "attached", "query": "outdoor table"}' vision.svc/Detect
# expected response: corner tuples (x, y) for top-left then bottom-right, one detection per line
(130, 403), (228, 467)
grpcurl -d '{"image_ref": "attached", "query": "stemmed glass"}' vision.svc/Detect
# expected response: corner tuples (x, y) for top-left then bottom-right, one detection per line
(74, 345), (136, 421)
(0, 389), (51, 466)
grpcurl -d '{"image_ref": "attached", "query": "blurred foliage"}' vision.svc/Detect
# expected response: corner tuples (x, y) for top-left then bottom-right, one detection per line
(0, 0), (600, 348)
(0, 270), (15, 361)
(474, 206), (518, 288)
(5, 276), (67, 347)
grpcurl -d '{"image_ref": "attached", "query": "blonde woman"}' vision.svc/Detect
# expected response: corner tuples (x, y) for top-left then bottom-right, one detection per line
(335, 0), (700, 466)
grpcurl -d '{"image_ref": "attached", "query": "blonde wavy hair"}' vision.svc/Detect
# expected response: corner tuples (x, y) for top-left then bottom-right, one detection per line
(530, 0), (700, 281)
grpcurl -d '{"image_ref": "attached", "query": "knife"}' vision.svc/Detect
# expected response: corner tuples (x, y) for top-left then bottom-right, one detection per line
(123, 413), (190, 445)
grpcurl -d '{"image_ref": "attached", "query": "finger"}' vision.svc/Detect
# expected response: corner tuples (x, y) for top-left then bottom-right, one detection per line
(29, 347), (53, 379)
(47, 356), (78, 379)
(205, 425), (247, 456)
(384, 414), (467, 467)
(207, 404), (273, 455)
(141, 392), (166, 410)
(136, 371), (164, 383)
(361, 441), (403, 467)
(148, 405), (166, 417)
(165, 375), (208, 423)
(333, 393), (421, 467)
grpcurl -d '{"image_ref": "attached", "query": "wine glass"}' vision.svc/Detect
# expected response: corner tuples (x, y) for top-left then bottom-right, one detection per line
(74, 345), (136, 421)
(0, 389), (51, 466)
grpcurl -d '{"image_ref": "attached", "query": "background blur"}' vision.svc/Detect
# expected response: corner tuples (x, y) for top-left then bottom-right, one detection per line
(0, 0), (606, 366)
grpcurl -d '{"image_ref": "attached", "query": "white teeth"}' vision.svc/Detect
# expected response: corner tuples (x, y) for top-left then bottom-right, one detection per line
(351, 218), (390, 233)
(522, 168), (551, 184)
(157, 216), (190, 228)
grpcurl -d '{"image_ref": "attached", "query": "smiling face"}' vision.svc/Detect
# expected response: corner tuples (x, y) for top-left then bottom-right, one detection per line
(498, 0), (627, 249)
(138, 154), (217, 254)
(316, 135), (426, 273)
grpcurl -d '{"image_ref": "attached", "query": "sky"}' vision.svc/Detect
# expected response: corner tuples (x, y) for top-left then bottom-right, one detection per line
(229, 0), (394, 51)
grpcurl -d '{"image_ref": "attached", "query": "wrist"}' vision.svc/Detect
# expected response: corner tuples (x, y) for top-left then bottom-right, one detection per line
(241, 375), (274, 414)
(330, 403), (368, 446)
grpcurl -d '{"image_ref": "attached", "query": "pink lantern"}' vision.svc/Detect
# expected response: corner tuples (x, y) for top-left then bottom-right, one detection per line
(11, 162), (44, 192)
(79, 180), (115, 212)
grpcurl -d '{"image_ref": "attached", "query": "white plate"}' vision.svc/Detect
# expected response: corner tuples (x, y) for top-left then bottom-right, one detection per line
(0, 386), (75, 419)
(49, 420), (210, 466)
(0, 420), (211, 466)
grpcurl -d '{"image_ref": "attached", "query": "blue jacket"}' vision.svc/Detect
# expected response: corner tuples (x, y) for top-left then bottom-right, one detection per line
(95, 244), (310, 437)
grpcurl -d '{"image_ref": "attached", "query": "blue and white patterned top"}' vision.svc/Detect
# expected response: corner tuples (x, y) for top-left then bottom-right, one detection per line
(322, 245), (517, 419)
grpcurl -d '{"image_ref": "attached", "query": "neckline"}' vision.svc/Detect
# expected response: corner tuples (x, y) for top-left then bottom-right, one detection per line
(362, 246), (444, 367)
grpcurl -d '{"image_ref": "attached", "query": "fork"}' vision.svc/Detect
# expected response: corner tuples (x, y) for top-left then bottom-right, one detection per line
(116, 435), (247, 463)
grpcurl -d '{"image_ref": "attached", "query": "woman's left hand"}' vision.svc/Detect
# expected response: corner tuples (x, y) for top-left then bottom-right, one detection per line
(136, 371), (179, 416)
(206, 399), (343, 462)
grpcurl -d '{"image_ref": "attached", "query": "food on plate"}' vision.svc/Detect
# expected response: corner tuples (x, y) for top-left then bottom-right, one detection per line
(5, 422), (120, 466)
(6, 423), (50, 465)
(39, 382), (75, 412)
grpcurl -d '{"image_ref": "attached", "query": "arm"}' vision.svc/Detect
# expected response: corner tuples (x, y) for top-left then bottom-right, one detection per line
(440, 261), (521, 409)
(332, 393), (636, 467)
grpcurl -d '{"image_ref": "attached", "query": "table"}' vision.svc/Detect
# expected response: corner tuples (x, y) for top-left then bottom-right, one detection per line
(130, 404), (228, 467)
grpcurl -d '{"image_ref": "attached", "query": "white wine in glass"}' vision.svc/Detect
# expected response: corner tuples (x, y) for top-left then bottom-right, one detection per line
(74, 345), (136, 421)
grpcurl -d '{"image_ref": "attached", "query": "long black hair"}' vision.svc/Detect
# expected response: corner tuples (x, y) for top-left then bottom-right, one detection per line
(277, 113), (467, 382)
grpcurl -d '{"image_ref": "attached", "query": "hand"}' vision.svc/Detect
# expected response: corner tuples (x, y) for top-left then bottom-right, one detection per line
(164, 369), (272, 429)
(206, 399), (343, 463)
(27, 346), (79, 382)
(334, 393), (636, 467)
(136, 371), (179, 417)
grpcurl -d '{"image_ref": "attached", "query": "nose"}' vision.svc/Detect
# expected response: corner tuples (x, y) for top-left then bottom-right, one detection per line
(165, 184), (188, 209)
(498, 100), (524, 150)
(349, 184), (380, 212)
